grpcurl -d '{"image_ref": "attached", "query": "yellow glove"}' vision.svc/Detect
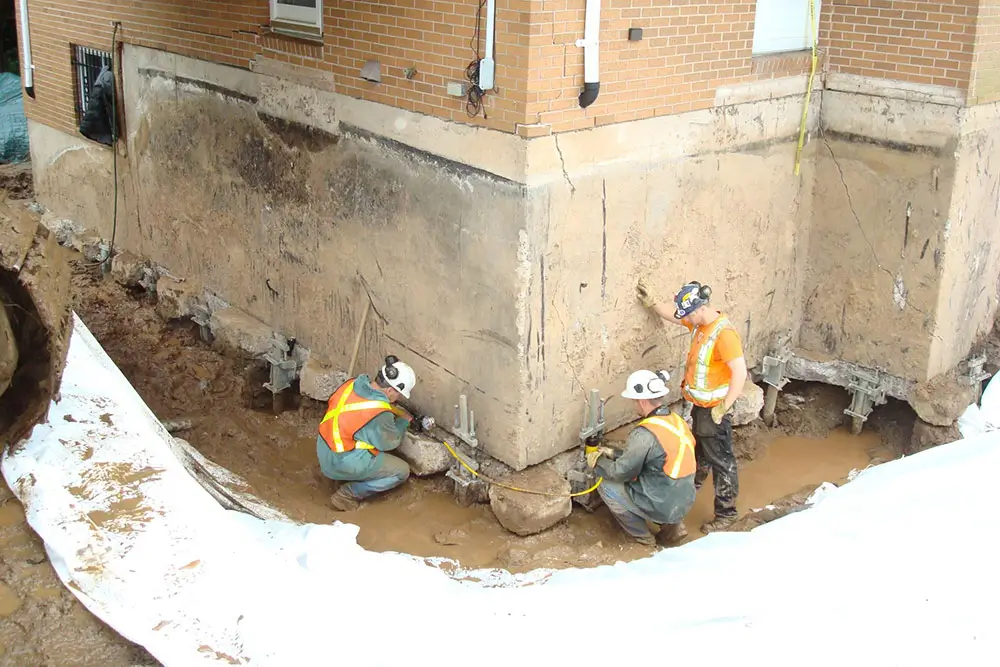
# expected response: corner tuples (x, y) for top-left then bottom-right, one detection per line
(711, 402), (729, 424)
(636, 278), (657, 309)
(586, 447), (614, 469)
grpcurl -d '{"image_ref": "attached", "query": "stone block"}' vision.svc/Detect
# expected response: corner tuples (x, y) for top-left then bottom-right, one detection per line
(731, 380), (765, 426)
(155, 276), (198, 320)
(110, 250), (148, 287)
(396, 432), (452, 476)
(909, 419), (962, 454)
(299, 355), (347, 401)
(909, 370), (976, 427)
(209, 307), (285, 357)
(489, 465), (572, 536)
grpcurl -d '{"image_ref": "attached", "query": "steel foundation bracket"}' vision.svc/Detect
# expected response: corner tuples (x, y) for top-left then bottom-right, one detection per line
(450, 393), (479, 449)
(567, 469), (601, 512)
(263, 351), (298, 394)
(844, 369), (887, 424)
(446, 455), (488, 506)
(578, 388), (607, 442)
(761, 353), (791, 390)
(963, 353), (991, 386)
(190, 303), (212, 343)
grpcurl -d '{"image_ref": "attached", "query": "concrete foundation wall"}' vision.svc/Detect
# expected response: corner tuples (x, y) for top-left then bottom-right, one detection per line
(930, 101), (1000, 375)
(26, 45), (1000, 469)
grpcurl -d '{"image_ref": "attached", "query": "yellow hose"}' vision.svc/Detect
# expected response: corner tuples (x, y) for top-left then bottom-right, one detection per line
(441, 439), (603, 498)
(793, 0), (819, 177)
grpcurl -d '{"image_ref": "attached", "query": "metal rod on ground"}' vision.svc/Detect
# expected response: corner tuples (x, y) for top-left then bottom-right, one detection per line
(348, 299), (373, 377)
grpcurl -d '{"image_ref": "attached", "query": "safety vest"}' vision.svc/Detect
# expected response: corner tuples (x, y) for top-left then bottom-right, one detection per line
(682, 314), (736, 408)
(639, 413), (696, 479)
(318, 378), (392, 456)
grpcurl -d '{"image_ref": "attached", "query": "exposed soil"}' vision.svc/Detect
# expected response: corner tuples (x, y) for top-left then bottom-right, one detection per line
(0, 163), (33, 201)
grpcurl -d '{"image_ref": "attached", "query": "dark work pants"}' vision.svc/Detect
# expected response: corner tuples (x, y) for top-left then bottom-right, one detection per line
(691, 405), (739, 519)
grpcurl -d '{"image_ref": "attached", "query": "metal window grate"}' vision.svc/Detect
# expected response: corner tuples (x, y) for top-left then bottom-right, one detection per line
(72, 45), (112, 121)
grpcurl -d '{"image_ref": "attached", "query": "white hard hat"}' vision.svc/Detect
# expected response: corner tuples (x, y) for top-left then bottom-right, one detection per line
(380, 355), (416, 399)
(621, 369), (670, 400)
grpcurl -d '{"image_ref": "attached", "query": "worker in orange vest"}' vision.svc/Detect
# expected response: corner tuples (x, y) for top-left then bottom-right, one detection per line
(636, 279), (747, 533)
(586, 369), (697, 547)
(317, 355), (418, 512)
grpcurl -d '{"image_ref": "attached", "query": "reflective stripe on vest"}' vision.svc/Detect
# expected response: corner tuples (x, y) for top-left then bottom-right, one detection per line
(318, 379), (392, 455)
(639, 413), (697, 479)
(684, 315), (733, 405)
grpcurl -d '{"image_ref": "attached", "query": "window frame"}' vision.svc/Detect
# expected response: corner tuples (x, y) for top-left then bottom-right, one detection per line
(270, 0), (323, 33)
(751, 0), (822, 56)
(71, 44), (113, 125)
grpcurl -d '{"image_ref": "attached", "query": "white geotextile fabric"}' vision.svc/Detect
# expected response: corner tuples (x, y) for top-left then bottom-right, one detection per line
(3, 315), (1000, 666)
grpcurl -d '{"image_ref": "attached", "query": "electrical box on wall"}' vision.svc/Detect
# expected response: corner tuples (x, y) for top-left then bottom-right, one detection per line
(628, 27), (643, 41)
(447, 81), (468, 97)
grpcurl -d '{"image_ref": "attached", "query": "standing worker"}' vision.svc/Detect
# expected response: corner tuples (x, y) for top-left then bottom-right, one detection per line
(317, 355), (417, 512)
(587, 369), (697, 547)
(636, 279), (747, 533)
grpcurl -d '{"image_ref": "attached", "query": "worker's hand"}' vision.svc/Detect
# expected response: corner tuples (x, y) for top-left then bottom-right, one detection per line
(711, 402), (729, 424)
(586, 447), (614, 469)
(636, 278), (657, 309)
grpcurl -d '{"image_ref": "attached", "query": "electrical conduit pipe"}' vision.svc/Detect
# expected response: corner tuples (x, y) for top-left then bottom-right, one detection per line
(18, 0), (33, 98)
(576, 0), (600, 108)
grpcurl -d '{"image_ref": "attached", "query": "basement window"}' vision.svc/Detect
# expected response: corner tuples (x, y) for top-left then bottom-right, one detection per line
(752, 0), (822, 55)
(72, 45), (112, 122)
(270, 0), (323, 40)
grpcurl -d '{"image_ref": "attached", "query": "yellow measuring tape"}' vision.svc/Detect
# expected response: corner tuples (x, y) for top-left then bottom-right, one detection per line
(441, 439), (603, 498)
(793, 0), (819, 177)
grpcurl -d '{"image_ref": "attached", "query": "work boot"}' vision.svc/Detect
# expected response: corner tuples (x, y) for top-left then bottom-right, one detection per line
(701, 514), (737, 534)
(329, 486), (360, 512)
(632, 533), (656, 547)
(656, 522), (688, 546)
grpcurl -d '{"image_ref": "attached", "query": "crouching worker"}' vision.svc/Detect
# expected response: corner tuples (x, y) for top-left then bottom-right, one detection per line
(318, 355), (417, 512)
(587, 369), (697, 547)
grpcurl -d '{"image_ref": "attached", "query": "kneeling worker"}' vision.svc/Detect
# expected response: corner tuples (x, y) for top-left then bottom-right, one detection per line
(317, 355), (417, 511)
(587, 369), (697, 547)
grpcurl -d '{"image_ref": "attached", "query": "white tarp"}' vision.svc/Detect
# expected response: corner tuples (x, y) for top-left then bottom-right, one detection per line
(4, 315), (1000, 666)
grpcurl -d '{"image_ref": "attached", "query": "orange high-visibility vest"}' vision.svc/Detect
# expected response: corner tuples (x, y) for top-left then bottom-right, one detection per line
(638, 412), (697, 479)
(682, 313), (737, 408)
(318, 379), (393, 456)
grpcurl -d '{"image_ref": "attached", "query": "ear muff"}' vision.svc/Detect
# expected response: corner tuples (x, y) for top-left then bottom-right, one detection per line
(688, 281), (711, 301)
(384, 355), (399, 381)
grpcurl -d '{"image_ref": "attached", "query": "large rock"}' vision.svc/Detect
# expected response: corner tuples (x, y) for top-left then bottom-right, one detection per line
(909, 419), (963, 454)
(155, 276), (198, 320)
(396, 432), (452, 476)
(209, 307), (285, 357)
(730, 379), (765, 426)
(489, 465), (572, 536)
(299, 355), (347, 401)
(110, 249), (148, 287)
(909, 371), (976, 427)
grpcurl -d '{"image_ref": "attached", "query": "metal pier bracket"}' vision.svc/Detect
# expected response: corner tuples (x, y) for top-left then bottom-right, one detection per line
(844, 370), (887, 434)
(578, 388), (606, 442)
(445, 452), (488, 506)
(451, 393), (479, 449)
(190, 303), (212, 343)
(760, 352), (790, 427)
(572, 388), (606, 511)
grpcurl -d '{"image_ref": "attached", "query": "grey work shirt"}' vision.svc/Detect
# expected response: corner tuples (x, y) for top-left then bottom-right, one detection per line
(594, 406), (697, 525)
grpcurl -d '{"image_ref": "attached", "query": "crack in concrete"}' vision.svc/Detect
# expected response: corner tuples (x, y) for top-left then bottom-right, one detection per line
(822, 135), (932, 318)
(554, 135), (576, 194)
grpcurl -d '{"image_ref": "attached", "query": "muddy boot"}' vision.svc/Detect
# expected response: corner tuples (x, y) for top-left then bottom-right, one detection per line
(701, 514), (737, 534)
(656, 522), (688, 546)
(329, 486), (360, 512)
(632, 533), (656, 547)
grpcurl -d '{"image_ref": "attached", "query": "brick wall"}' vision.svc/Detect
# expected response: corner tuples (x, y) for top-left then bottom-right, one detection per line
(523, 0), (817, 135)
(16, 0), (529, 136)
(822, 0), (977, 90)
(971, 0), (1000, 102)
(15, 0), (993, 142)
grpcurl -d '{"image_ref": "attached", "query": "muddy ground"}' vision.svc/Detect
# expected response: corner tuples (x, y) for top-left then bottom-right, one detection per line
(4, 159), (988, 665)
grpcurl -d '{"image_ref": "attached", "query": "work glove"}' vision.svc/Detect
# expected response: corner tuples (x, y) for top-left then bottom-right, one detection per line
(636, 278), (657, 309)
(711, 402), (729, 425)
(586, 447), (614, 469)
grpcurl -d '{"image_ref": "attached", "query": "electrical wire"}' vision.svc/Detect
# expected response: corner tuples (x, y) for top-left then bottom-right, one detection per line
(441, 439), (604, 498)
(105, 21), (120, 270)
(465, 0), (488, 118)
